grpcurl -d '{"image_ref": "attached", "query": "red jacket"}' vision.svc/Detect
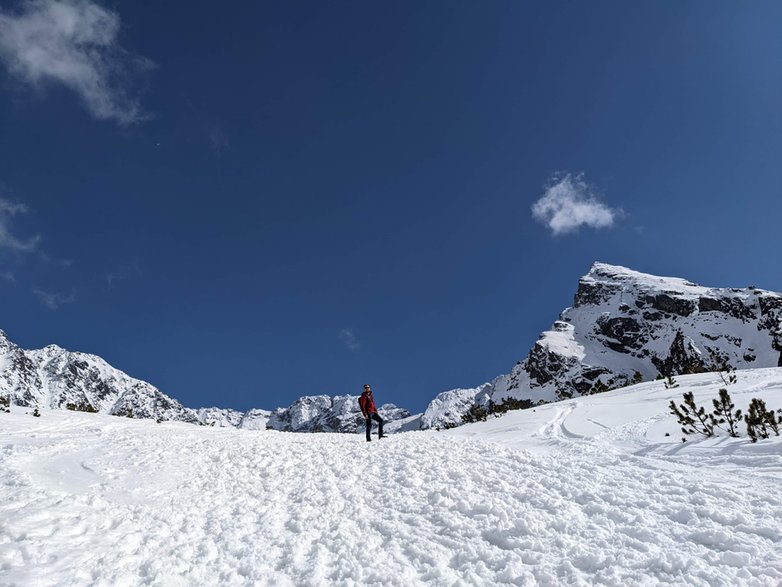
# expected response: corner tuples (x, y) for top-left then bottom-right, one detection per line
(359, 391), (377, 416)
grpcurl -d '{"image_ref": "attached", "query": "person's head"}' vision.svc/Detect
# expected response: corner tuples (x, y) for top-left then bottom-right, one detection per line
(363, 384), (371, 394)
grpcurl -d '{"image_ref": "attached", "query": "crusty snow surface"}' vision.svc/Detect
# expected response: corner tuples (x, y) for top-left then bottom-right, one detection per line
(2, 369), (782, 586)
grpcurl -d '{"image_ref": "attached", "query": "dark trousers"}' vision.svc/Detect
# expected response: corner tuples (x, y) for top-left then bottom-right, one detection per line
(365, 412), (384, 441)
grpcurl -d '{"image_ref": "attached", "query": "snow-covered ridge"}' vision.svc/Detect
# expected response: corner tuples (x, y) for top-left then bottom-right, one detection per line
(422, 262), (782, 429)
(581, 262), (707, 296)
(0, 329), (412, 431)
(0, 330), (199, 424)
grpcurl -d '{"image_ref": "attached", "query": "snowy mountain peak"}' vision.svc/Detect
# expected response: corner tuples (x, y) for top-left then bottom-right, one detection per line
(0, 330), (199, 424)
(583, 262), (703, 293)
(422, 263), (782, 429)
(40, 343), (66, 355)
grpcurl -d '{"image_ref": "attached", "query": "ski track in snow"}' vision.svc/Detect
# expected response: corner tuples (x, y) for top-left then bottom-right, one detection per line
(2, 371), (782, 586)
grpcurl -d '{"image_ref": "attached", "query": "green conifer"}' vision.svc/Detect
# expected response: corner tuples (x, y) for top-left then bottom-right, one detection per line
(669, 391), (714, 437)
(711, 388), (743, 437)
(746, 398), (771, 442)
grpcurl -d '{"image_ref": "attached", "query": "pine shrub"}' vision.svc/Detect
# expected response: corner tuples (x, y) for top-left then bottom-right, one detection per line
(461, 404), (489, 424)
(766, 409), (781, 436)
(32, 407), (41, 417)
(664, 375), (679, 389)
(492, 397), (534, 415)
(669, 391), (714, 438)
(711, 388), (743, 438)
(461, 397), (535, 424)
(708, 349), (737, 386)
(65, 402), (98, 413)
(746, 398), (772, 442)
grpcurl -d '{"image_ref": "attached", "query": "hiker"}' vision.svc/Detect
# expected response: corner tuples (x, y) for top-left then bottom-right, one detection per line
(359, 384), (384, 441)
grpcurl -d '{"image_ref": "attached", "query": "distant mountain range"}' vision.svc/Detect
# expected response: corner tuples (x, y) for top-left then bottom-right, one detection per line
(0, 329), (411, 431)
(3, 262), (780, 432)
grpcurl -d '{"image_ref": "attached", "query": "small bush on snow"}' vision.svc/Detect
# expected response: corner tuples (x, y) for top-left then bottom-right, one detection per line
(669, 392), (714, 438)
(711, 389), (743, 438)
(746, 399), (780, 443)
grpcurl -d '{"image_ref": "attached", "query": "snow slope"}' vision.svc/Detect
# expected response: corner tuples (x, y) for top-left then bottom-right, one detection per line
(2, 368), (782, 586)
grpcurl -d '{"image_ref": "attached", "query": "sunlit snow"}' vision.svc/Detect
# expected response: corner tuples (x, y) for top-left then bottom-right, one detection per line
(2, 368), (781, 585)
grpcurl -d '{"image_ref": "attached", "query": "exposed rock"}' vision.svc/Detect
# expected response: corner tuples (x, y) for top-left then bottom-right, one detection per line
(647, 294), (696, 317)
(651, 331), (707, 377)
(596, 316), (645, 352)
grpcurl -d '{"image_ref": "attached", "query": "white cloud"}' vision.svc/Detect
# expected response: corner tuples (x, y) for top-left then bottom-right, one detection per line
(338, 328), (361, 351)
(0, 197), (40, 253)
(33, 287), (74, 309)
(0, 271), (15, 282)
(0, 0), (152, 124)
(531, 173), (619, 236)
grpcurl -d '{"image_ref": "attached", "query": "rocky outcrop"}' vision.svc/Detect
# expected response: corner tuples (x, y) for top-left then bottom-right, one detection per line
(650, 330), (707, 377)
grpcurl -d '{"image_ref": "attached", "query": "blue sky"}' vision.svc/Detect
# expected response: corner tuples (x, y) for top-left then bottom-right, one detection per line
(0, 1), (780, 414)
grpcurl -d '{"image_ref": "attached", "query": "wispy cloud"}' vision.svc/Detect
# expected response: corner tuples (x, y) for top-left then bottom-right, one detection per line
(33, 287), (75, 309)
(0, 271), (15, 282)
(531, 173), (619, 236)
(0, 197), (40, 253)
(208, 125), (229, 153)
(0, 0), (153, 125)
(338, 328), (362, 351)
(106, 260), (141, 289)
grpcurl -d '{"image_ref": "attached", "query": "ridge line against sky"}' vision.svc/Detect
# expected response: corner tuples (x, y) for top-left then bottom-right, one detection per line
(0, 0), (779, 413)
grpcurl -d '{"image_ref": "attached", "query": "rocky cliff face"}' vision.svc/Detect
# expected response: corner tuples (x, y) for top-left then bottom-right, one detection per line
(421, 263), (782, 428)
(0, 331), (199, 424)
